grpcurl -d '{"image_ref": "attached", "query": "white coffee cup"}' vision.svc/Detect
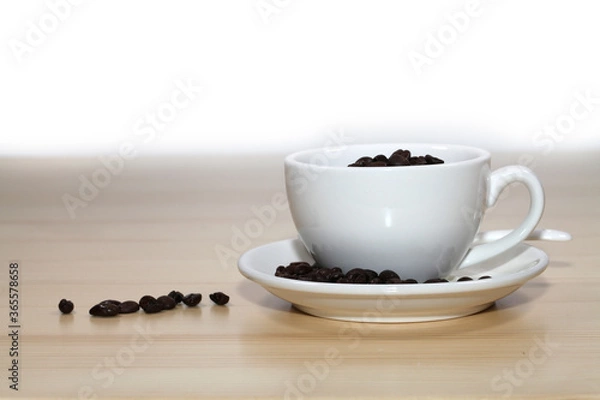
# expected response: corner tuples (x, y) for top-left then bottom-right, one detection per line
(284, 143), (545, 282)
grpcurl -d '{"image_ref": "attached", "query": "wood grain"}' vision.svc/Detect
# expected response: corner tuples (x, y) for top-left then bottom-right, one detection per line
(0, 151), (598, 399)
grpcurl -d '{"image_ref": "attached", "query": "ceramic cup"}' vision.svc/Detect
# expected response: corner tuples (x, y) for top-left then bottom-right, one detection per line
(284, 143), (545, 282)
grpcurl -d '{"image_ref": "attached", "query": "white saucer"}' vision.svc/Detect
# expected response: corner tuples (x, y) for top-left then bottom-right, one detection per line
(238, 239), (549, 323)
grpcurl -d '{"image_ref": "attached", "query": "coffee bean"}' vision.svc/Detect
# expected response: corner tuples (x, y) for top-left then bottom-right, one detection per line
(392, 149), (411, 159)
(379, 270), (400, 282)
(58, 299), (74, 314)
(209, 292), (230, 306)
(424, 278), (449, 283)
(400, 279), (418, 284)
(139, 296), (163, 314)
(118, 301), (140, 314)
(139, 295), (155, 309)
(89, 302), (119, 317)
(388, 154), (410, 166)
(365, 161), (387, 167)
(168, 290), (185, 304)
(457, 276), (473, 282)
(157, 295), (177, 310)
(386, 277), (403, 284)
(289, 262), (314, 276)
(346, 268), (369, 283)
(373, 154), (388, 163)
(315, 268), (334, 282)
(183, 293), (202, 307)
(425, 154), (444, 164)
(100, 299), (121, 307)
(410, 156), (427, 165)
(363, 269), (378, 281)
(478, 275), (492, 280)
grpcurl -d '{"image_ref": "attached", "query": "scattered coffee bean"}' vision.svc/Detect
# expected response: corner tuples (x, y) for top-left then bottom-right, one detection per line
(118, 300), (140, 314)
(157, 295), (177, 310)
(89, 302), (119, 317)
(99, 299), (121, 307)
(168, 290), (184, 304)
(457, 276), (473, 282)
(58, 299), (74, 314)
(182, 293), (202, 307)
(139, 296), (163, 314)
(348, 149), (444, 167)
(139, 295), (155, 310)
(209, 292), (230, 306)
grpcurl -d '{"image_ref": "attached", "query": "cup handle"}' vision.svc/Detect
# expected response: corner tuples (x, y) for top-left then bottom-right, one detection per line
(459, 166), (545, 268)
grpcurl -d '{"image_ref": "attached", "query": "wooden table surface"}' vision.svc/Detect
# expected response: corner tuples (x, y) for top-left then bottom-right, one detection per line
(0, 150), (598, 399)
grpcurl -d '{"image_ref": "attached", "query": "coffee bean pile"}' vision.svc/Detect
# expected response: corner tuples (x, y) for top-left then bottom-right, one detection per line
(348, 149), (444, 167)
(275, 262), (491, 284)
(58, 290), (230, 317)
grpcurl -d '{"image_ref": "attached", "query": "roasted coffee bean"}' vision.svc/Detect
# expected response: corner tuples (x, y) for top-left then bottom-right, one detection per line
(353, 156), (373, 166)
(410, 156), (427, 165)
(379, 270), (400, 282)
(424, 278), (449, 283)
(139, 295), (155, 309)
(168, 290), (185, 304)
(457, 276), (473, 282)
(182, 293), (202, 307)
(315, 268), (335, 282)
(373, 154), (388, 163)
(365, 161), (387, 167)
(347, 273), (368, 283)
(392, 149), (411, 159)
(157, 295), (177, 310)
(478, 275), (492, 280)
(139, 295), (163, 314)
(363, 269), (378, 281)
(346, 268), (369, 284)
(209, 292), (230, 306)
(89, 302), (119, 317)
(386, 277), (402, 284)
(425, 154), (444, 164)
(58, 299), (74, 314)
(118, 300), (140, 314)
(388, 154), (410, 166)
(141, 299), (163, 314)
(400, 279), (418, 284)
(100, 299), (121, 307)
(288, 262), (314, 276)
(369, 277), (382, 284)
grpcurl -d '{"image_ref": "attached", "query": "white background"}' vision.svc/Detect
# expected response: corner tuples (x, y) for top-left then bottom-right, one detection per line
(1, 0), (599, 155)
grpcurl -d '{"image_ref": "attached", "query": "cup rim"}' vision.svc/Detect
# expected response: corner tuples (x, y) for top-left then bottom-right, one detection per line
(285, 143), (491, 170)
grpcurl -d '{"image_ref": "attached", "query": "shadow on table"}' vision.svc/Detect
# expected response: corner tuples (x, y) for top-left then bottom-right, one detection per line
(236, 276), (551, 338)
